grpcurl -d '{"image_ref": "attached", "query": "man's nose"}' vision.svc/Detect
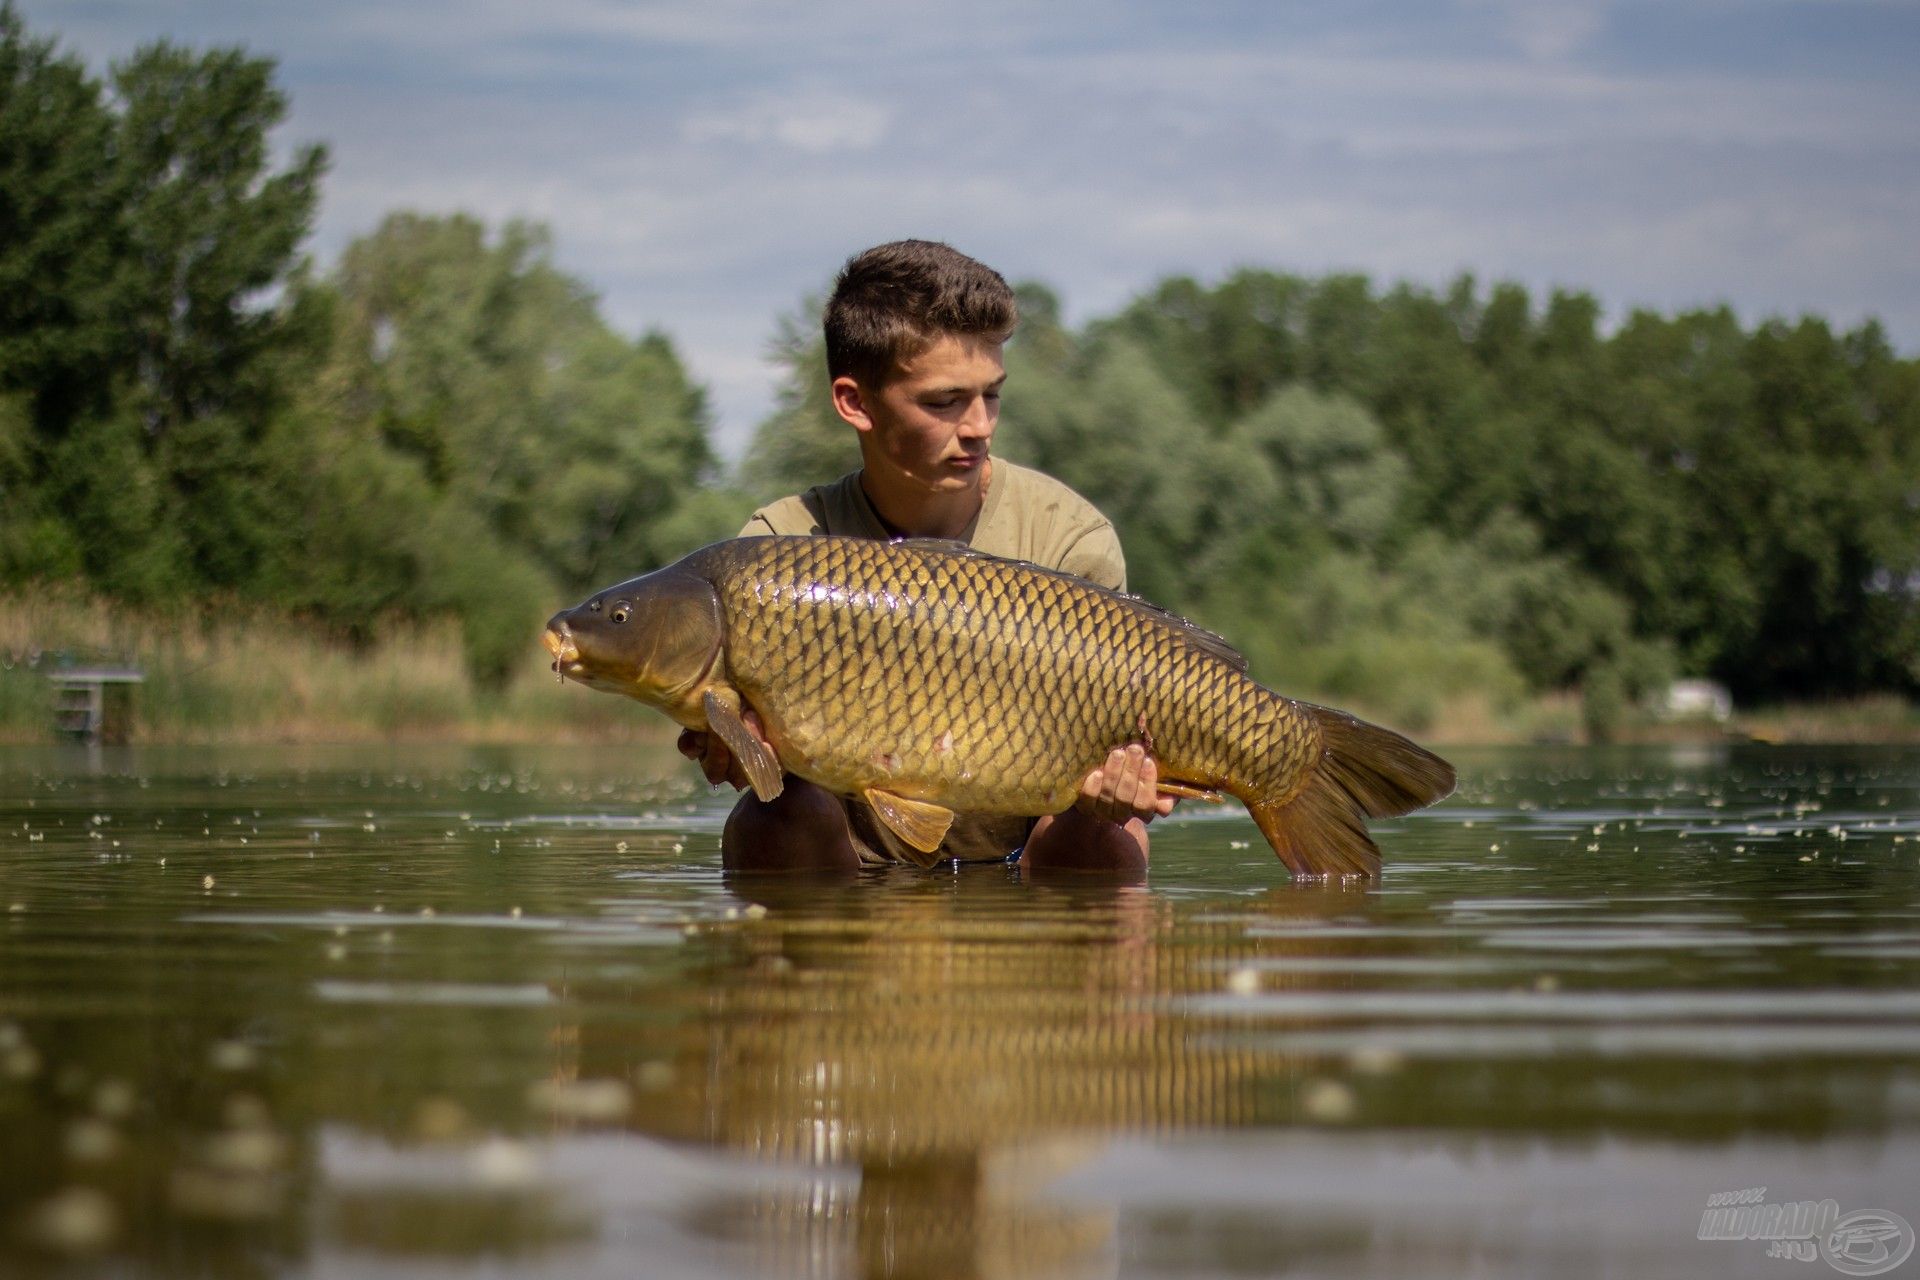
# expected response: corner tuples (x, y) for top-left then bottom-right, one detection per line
(958, 395), (995, 439)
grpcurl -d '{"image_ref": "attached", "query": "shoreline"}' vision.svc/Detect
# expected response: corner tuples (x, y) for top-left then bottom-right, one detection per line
(3, 704), (1914, 749)
(6, 589), (1913, 750)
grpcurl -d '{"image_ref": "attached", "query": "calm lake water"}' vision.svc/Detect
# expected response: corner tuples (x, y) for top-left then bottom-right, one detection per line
(1, 742), (1917, 1278)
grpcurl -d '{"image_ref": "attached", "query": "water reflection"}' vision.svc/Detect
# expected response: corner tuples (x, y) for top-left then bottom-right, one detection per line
(564, 877), (1363, 1277)
(0, 744), (1916, 1277)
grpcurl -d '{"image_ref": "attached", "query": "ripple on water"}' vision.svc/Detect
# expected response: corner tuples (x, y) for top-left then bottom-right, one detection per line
(0, 742), (1915, 1279)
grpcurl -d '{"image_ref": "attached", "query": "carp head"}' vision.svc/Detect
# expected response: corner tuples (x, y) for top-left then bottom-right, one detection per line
(543, 565), (725, 722)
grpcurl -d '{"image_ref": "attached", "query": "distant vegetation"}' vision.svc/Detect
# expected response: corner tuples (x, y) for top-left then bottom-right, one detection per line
(751, 276), (1920, 734)
(3, 6), (1917, 742)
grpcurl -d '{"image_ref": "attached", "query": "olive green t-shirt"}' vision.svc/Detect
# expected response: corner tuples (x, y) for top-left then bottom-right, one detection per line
(737, 459), (1126, 863)
(739, 459), (1127, 592)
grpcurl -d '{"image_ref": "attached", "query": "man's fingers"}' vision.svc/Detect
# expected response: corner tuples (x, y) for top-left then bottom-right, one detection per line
(1136, 754), (1175, 818)
(699, 733), (735, 787)
(1111, 744), (1143, 811)
(1122, 746), (1169, 822)
(1100, 747), (1130, 822)
(681, 729), (733, 786)
(679, 729), (728, 788)
(1080, 758), (1109, 803)
(1076, 744), (1174, 825)
(1094, 746), (1144, 825)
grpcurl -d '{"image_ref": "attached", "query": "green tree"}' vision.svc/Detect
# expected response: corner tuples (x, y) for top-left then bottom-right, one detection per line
(1232, 385), (1407, 552)
(740, 298), (848, 500)
(2, 16), (327, 598)
(110, 42), (326, 438)
(1003, 335), (1231, 607)
(294, 212), (730, 683)
(75, 43), (319, 599)
(0, 4), (124, 579)
(0, 3), (122, 427)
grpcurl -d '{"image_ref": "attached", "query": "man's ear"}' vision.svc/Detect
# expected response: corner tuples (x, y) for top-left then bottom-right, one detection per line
(830, 375), (874, 434)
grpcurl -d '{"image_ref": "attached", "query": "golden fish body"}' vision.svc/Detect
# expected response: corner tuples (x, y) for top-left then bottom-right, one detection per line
(714, 537), (1300, 814)
(545, 536), (1454, 878)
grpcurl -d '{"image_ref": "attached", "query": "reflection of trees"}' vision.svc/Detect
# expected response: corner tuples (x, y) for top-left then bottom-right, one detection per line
(572, 874), (1362, 1279)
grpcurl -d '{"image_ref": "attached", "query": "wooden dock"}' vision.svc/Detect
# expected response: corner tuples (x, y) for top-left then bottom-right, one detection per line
(49, 665), (145, 743)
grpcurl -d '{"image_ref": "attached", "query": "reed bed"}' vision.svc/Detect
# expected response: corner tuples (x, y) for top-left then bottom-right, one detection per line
(0, 587), (666, 744)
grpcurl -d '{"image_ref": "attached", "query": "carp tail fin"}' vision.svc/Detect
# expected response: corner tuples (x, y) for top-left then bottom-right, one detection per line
(1247, 704), (1455, 881)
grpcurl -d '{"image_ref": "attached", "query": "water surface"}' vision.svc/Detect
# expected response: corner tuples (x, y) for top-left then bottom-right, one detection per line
(2, 743), (1917, 1277)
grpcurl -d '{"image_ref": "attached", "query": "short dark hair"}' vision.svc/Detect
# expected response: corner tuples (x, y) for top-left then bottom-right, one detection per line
(823, 240), (1018, 387)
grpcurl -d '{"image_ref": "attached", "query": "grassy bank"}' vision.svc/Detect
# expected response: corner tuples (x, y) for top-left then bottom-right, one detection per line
(0, 587), (670, 745)
(1736, 695), (1920, 746)
(2, 589), (1914, 747)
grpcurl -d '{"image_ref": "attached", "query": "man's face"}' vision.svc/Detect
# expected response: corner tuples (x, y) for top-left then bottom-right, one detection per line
(836, 335), (1005, 497)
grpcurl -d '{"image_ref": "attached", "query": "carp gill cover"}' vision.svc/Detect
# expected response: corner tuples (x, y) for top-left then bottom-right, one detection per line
(543, 536), (1455, 877)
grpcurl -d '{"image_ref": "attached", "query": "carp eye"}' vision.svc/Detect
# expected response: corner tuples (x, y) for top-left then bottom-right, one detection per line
(610, 604), (631, 624)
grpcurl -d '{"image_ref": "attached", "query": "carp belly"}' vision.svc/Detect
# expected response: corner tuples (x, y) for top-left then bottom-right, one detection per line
(742, 677), (1090, 818)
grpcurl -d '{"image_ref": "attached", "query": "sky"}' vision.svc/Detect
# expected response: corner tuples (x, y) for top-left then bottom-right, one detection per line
(28, 0), (1920, 457)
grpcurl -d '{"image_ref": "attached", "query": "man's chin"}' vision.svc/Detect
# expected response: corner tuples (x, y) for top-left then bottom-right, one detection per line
(912, 470), (982, 493)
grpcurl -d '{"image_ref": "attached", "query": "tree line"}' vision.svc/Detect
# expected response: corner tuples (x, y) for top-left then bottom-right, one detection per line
(0, 6), (730, 685)
(748, 272), (1920, 725)
(5, 7), (1917, 726)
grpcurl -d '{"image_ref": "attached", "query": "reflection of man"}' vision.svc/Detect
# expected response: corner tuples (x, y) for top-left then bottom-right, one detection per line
(678, 240), (1172, 873)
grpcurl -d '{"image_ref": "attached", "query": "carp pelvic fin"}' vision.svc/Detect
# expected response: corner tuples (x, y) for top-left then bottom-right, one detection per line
(702, 689), (784, 803)
(1157, 779), (1226, 804)
(1248, 704), (1456, 881)
(862, 788), (956, 861)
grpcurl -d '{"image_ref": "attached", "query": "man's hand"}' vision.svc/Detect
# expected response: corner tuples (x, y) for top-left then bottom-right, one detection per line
(1074, 743), (1177, 827)
(676, 707), (772, 791)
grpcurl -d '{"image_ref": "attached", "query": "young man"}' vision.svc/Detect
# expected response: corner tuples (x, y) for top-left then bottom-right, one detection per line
(680, 240), (1172, 872)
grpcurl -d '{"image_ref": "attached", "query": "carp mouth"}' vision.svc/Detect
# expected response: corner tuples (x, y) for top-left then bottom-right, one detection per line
(542, 618), (640, 697)
(542, 622), (582, 684)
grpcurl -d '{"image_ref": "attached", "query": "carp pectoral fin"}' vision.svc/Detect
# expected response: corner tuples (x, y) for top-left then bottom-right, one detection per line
(862, 788), (955, 857)
(702, 689), (784, 803)
(1157, 780), (1226, 804)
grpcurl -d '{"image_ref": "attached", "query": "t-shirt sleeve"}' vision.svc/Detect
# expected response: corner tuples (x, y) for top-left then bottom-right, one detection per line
(1057, 522), (1127, 592)
(738, 512), (778, 538)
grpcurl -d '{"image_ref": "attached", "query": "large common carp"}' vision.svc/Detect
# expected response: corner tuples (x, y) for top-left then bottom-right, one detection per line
(543, 536), (1454, 878)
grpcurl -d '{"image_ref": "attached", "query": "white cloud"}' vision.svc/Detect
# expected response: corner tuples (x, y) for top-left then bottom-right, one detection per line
(33, 0), (1920, 458)
(683, 91), (891, 154)
(1468, 0), (1611, 61)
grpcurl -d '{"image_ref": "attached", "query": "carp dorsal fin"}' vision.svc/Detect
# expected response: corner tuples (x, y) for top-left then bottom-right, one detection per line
(889, 536), (975, 556)
(702, 689), (784, 803)
(862, 788), (955, 862)
(887, 538), (1251, 672)
(1112, 594), (1250, 672)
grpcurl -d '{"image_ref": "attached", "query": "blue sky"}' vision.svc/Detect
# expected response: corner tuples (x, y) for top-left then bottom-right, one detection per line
(30, 0), (1920, 455)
